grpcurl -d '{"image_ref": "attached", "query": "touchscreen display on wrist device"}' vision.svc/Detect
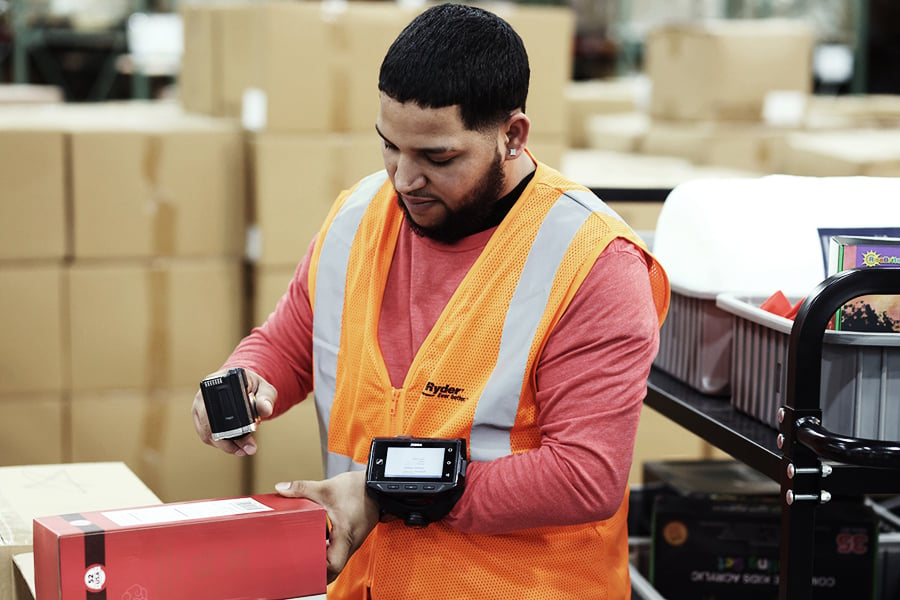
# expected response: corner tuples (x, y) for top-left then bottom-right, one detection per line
(199, 367), (260, 441)
(366, 437), (467, 528)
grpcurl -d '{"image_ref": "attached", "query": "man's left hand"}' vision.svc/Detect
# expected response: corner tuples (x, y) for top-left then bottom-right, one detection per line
(275, 470), (380, 583)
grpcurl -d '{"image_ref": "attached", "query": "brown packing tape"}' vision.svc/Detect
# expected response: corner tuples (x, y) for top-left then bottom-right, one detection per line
(141, 267), (171, 496)
(60, 261), (73, 462)
(63, 134), (75, 261)
(154, 202), (177, 257)
(146, 265), (171, 388)
(60, 259), (73, 398)
(142, 134), (177, 256)
(138, 390), (168, 496)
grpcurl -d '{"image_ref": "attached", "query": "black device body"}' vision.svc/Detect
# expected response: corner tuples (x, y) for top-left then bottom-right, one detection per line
(199, 367), (259, 441)
(366, 437), (467, 528)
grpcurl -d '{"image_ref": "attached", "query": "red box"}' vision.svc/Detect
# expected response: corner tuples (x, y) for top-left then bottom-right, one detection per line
(33, 494), (326, 600)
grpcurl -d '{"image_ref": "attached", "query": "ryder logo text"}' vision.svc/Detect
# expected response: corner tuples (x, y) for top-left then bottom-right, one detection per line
(422, 382), (468, 402)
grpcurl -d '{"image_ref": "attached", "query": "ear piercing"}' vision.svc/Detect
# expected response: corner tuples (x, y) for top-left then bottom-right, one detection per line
(509, 148), (517, 157)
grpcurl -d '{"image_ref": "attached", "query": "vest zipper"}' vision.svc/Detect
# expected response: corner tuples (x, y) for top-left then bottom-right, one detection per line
(388, 388), (403, 436)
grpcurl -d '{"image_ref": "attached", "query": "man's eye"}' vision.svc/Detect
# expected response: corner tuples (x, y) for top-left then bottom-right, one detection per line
(427, 155), (453, 166)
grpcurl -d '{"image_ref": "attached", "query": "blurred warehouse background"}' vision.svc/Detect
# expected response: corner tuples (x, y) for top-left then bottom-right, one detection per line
(0, 0), (898, 505)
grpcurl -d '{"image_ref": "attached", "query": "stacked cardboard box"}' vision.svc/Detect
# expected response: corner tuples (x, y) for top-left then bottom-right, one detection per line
(0, 102), (247, 502)
(638, 19), (816, 173)
(570, 20), (818, 224)
(603, 19), (900, 177)
(565, 78), (644, 149)
(778, 129), (900, 177)
(804, 93), (900, 130)
(645, 20), (814, 122)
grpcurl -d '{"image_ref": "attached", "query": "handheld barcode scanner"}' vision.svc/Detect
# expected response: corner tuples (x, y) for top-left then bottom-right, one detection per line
(200, 368), (260, 441)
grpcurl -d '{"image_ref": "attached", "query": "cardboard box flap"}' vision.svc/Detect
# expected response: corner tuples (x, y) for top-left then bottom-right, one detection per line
(0, 462), (161, 546)
(12, 552), (34, 600)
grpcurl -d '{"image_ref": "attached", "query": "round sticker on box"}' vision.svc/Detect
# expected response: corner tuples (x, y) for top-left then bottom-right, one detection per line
(69, 519), (92, 528)
(662, 520), (689, 546)
(84, 564), (107, 592)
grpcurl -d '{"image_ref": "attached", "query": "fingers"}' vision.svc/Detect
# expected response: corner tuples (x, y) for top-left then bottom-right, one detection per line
(324, 521), (353, 582)
(274, 473), (379, 583)
(222, 434), (257, 456)
(192, 367), (277, 456)
(191, 388), (213, 442)
(191, 384), (257, 456)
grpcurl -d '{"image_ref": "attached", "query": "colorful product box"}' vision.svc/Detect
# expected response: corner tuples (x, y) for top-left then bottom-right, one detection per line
(828, 235), (900, 332)
(651, 494), (878, 599)
(33, 494), (326, 600)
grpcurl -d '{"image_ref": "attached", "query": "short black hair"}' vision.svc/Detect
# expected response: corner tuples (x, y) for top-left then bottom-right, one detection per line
(378, 3), (530, 131)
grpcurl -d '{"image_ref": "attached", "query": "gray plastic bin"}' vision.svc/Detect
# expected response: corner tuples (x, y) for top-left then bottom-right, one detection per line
(716, 293), (900, 438)
(654, 285), (732, 395)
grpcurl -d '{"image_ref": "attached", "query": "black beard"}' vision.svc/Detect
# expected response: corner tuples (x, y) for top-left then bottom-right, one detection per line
(396, 150), (506, 244)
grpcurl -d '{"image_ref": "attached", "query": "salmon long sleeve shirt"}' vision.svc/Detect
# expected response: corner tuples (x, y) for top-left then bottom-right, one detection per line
(223, 223), (661, 535)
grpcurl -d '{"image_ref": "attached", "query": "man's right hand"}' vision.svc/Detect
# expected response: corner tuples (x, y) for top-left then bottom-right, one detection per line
(191, 368), (277, 456)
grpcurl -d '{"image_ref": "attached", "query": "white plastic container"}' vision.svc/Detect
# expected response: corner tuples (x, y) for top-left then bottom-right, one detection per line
(716, 293), (900, 438)
(652, 175), (900, 395)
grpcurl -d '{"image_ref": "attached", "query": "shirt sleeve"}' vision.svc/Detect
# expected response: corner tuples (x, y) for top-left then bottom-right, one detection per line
(444, 237), (661, 534)
(222, 238), (318, 419)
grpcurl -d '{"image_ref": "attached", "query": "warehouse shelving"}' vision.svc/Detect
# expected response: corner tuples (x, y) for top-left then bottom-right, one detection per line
(7, 0), (150, 100)
(644, 267), (900, 599)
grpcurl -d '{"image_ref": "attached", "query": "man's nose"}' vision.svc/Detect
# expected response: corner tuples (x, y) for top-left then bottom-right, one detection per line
(392, 155), (425, 193)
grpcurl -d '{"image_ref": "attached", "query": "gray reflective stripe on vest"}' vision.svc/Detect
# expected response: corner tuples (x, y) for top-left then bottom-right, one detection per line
(313, 170), (389, 476)
(470, 190), (616, 461)
(565, 188), (630, 230)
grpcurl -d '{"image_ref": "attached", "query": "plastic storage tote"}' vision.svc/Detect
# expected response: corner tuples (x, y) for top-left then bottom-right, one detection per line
(716, 292), (900, 438)
(655, 285), (732, 396)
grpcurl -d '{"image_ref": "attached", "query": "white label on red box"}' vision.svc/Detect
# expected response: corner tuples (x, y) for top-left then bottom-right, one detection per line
(102, 497), (272, 526)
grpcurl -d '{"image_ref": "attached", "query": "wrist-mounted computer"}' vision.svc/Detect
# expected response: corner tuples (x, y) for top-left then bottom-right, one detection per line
(365, 437), (467, 528)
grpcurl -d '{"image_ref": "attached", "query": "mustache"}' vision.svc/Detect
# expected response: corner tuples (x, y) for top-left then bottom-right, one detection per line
(397, 191), (440, 203)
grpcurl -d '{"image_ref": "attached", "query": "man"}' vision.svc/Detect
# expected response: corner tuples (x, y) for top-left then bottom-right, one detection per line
(193, 4), (669, 598)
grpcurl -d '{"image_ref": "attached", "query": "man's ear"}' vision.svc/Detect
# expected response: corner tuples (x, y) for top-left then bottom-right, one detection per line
(504, 112), (531, 158)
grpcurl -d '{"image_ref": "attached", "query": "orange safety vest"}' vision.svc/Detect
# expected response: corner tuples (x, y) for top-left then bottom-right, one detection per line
(308, 160), (669, 599)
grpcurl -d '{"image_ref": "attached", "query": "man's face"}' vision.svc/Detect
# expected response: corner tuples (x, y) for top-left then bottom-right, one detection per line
(376, 94), (507, 243)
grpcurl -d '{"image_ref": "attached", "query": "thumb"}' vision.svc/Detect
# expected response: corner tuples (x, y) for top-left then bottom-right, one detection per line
(275, 479), (319, 500)
(253, 386), (276, 419)
(244, 371), (276, 418)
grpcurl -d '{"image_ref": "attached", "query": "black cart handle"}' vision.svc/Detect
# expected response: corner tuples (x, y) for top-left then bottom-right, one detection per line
(794, 416), (900, 468)
(786, 268), (900, 467)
